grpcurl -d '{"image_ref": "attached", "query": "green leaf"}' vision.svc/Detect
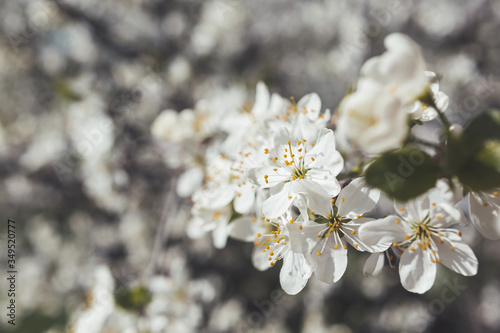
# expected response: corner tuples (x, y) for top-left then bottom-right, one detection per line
(462, 109), (500, 146)
(457, 139), (500, 191)
(364, 147), (441, 201)
(115, 284), (152, 312)
(447, 110), (500, 191)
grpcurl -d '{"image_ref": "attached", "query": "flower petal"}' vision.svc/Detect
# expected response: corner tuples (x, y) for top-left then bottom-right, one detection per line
(363, 253), (385, 276)
(311, 235), (348, 284)
(246, 166), (289, 188)
(399, 243), (436, 294)
(292, 179), (333, 217)
(342, 219), (389, 253)
(358, 215), (406, 247)
(394, 195), (430, 223)
(337, 178), (380, 218)
(469, 192), (500, 240)
(433, 235), (478, 276)
(280, 251), (313, 295)
(229, 216), (262, 242)
(261, 182), (294, 218)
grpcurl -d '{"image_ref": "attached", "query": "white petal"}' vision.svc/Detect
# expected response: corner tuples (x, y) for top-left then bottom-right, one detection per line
(229, 216), (261, 242)
(233, 185), (255, 215)
(292, 179), (333, 217)
(469, 192), (500, 240)
(297, 93), (321, 122)
(363, 253), (385, 276)
(307, 169), (341, 197)
(311, 236), (348, 284)
(176, 167), (204, 198)
(337, 178), (380, 218)
(305, 129), (344, 175)
(261, 182), (293, 218)
(433, 235), (478, 276)
(287, 221), (326, 254)
(251, 81), (270, 118)
(280, 251), (313, 295)
(246, 166), (288, 188)
(430, 203), (467, 228)
(399, 244), (436, 294)
(358, 215), (406, 247)
(394, 195), (430, 222)
(212, 220), (229, 249)
(251, 246), (272, 271)
(342, 219), (389, 253)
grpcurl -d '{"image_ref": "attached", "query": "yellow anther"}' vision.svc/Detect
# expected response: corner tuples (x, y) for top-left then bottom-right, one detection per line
(317, 252), (322, 255)
(317, 234), (321, 238)
(288, 196), (292, 199)
(264, 148), (269, 154)
(237, 193), (241, 197)
(351, 230), (356, 234)
(457, 231), (462, 236)
(334, 244), (339, 249)
(392, 242), (398, 246)
(399, 208), (405, 212)
(354, 244), (358, 249)
(287, 140), (291, 144)
(266, 218), (270, 222)
(410, 247), (415, 251)
(327, 214), (331, 218)
(257, 233), (261, 237)
(270, 252), (274, 256)
(297, 141), (302, 145)
(450, 246), (455, 251)
(273, 168), (277, 171)
(299, 225), (303, 230)
(343, 246), (347, 249)
(339, 217), (343, 221)
(283, 154), (287, 158)
(302, 139), (307, 142)
(341, 198), (345, 202)
(289, 219), (293, 224)
(311, 157), (315, 161)
(431, 259), (435, 263)
(262, 249), (266, 252)
(310, 210), (314, 214)
(436, 216), (442, 220)
(405, 235), (410, 240)
(396, 219), (400, 224)
(432, 202), (436, 206)
(268, 257), (272, 261)
(437, 258), (442, 263)
(493, 191), (499, 196)
(356, 215), (361, 218)
(270, 262), (275, 266)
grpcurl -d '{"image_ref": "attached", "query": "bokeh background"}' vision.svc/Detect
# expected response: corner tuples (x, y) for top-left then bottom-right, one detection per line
(1, 0), (500, 332)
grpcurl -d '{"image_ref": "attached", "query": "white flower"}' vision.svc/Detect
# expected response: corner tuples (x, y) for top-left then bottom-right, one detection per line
(337, 78), (408, 154)
(252, 214), (313, 295)
(469, 189), (500, 240)
(361, 33), (428, 104)
(288, 178), (385, 284)
(407, 71), (450, 122)
(359, 195), (478, 294)
(246, 127), (343, 218)
(436, 180), (500, 240)
(151, 109), (195, 143)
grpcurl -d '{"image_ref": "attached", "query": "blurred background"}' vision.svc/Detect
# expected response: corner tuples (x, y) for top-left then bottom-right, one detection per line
(1, 0), (500, 332)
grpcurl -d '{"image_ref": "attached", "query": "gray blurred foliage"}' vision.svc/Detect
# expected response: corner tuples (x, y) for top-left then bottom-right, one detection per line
(0, 0), (500, 332)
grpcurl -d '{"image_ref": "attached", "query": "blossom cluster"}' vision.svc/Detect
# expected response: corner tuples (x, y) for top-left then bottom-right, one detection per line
(152, 33), (500, 295)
